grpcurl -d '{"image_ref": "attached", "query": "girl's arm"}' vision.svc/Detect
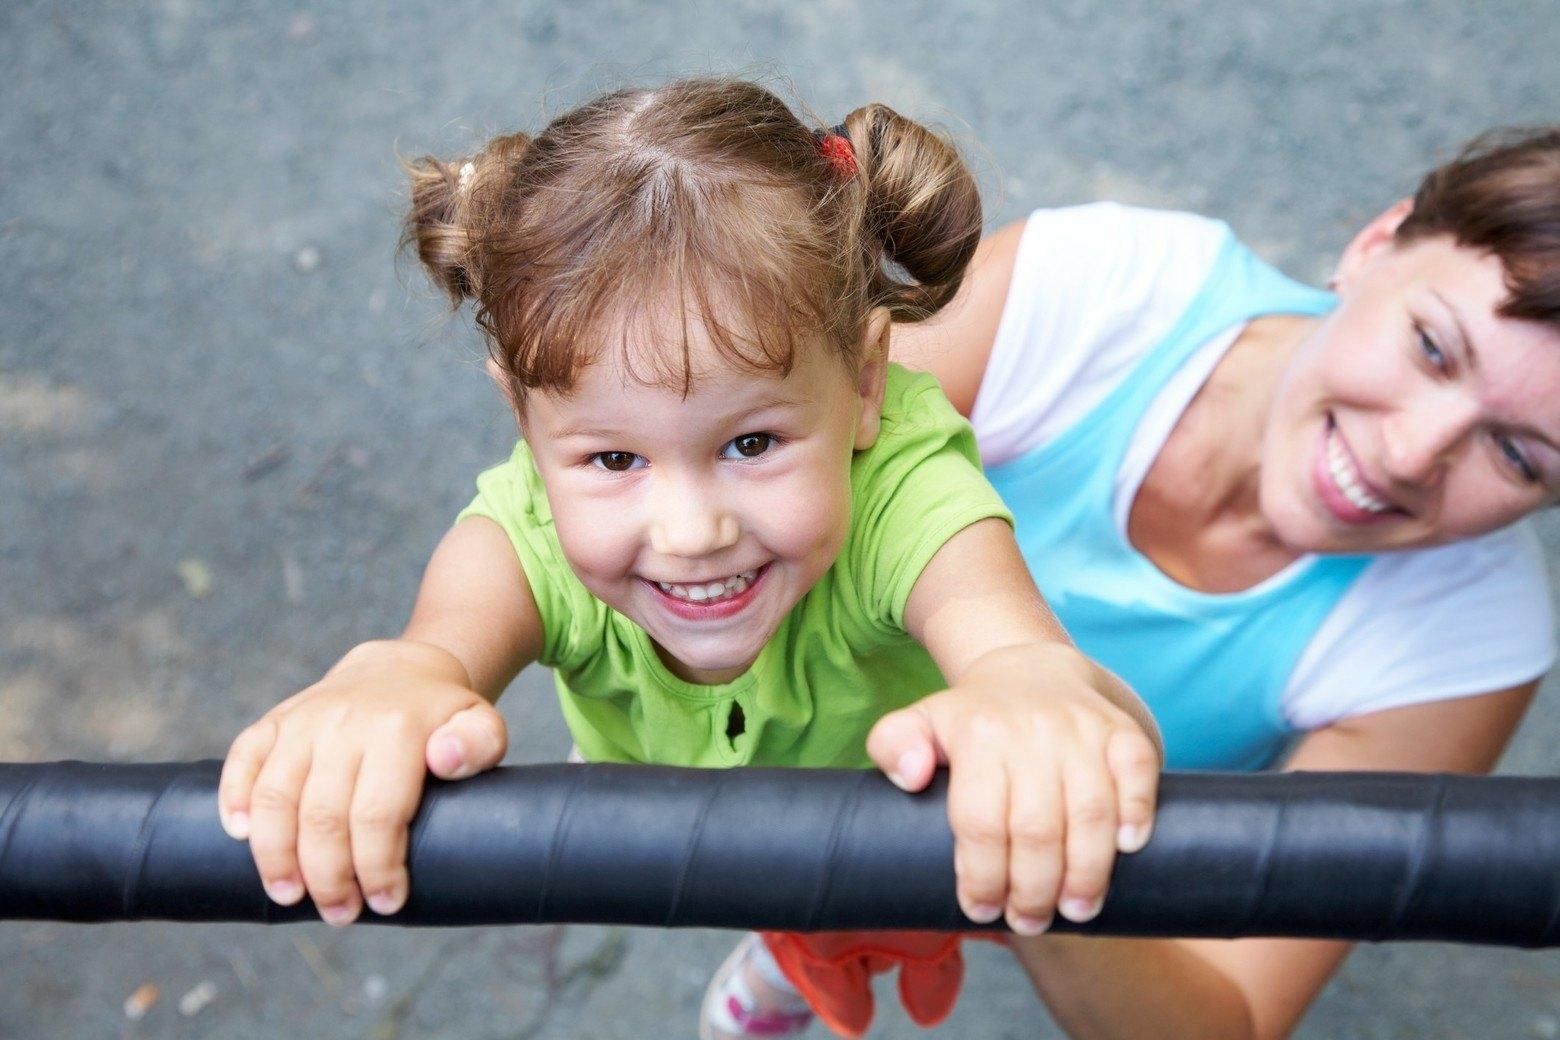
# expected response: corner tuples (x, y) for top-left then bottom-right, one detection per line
(1008, 679), (1537, 1040)
(217, 515), (543, 925)
(867, 516), (1162, 936)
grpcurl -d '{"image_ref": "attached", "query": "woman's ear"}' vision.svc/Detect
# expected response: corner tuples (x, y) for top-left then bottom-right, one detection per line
(1332, 198), (1415, 290)
(854, 307), (892, 451)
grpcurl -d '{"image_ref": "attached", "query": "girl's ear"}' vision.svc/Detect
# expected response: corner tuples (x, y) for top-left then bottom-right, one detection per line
(1332, 198), (1415, 290)
(854, 307), (892, 451)
(484, 356), (524, 423)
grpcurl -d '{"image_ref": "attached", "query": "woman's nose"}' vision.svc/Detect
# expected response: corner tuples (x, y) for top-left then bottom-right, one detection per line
(648, 485), (740, 558)
(1380, 392), (1479, 487)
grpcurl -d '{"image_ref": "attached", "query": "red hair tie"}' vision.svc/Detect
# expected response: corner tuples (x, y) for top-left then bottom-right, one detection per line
(817, 125), (857, 181)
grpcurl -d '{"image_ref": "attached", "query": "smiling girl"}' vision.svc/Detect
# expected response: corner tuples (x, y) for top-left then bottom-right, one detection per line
(216, 78), (1161, 1039)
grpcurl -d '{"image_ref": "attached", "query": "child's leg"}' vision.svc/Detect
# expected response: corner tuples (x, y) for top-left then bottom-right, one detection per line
(700, 932), (813, 1039)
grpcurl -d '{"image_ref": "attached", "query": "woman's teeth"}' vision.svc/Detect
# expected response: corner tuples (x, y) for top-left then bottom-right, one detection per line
(655, 569), (759, 603)
(1326, 430), (1391, 514)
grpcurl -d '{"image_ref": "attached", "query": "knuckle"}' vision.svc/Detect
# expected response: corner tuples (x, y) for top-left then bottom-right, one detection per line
(956, 814), (1010, 849)
(1112, 736), (1160, 773)
(1009, 818), (1064, 851)
(249, 782), (300, 815)
(1068, 795), (1115, 830)
(299, 803), (349, 838)
(349, 802), (408, 834)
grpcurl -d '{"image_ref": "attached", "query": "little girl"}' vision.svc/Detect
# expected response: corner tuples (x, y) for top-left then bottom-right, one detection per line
(217, 78), (1161, 1038)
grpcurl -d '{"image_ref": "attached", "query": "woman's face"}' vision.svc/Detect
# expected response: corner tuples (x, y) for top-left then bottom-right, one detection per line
(1261, 204), (1560, 553)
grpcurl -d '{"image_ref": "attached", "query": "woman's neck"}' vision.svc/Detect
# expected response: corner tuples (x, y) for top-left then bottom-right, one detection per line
(1128, 314), (1315, 593)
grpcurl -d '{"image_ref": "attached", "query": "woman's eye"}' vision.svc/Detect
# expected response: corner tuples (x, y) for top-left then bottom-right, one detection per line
(1417, 328), (1448, 370)
(1495, 435), (1540, 485)
(590, 451), (643, 472)
(723, 433), (774, 459)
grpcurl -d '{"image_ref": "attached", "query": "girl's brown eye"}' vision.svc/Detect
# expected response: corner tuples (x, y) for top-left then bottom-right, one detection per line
(591, 451), (641, 472)
(724, 433), (773, 459)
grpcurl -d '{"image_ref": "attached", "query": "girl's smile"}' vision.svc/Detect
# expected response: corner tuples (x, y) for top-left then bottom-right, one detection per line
(646, 564), (768, 620)
(518, 314), (886, 686)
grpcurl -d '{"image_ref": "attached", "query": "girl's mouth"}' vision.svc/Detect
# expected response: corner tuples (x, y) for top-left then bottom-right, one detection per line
(1314, 417), (1399, 524)
(646, 565), (768, 620)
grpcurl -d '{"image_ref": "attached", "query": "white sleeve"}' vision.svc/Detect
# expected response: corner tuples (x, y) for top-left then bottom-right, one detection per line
(970, 202), (1229, 466)
(1284, 520), (1557, 729)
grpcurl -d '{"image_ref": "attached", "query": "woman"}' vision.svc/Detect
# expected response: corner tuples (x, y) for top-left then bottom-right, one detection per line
(882, 127), (1559, 1037)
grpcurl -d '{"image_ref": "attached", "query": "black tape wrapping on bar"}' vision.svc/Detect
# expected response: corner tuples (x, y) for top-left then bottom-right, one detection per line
(2, 762), (1558, 946)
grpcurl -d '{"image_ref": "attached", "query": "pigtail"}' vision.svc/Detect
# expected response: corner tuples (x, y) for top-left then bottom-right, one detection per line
(840, 104), (982, 322)
(401, 132), (533, 305)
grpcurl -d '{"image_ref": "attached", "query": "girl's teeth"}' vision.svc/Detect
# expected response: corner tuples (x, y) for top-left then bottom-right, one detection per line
(1327, 431), (1390, 513)
(656, 569), (759, 603)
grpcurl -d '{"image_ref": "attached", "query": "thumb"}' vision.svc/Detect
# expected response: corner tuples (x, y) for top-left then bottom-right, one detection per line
(425, 702), (508, 780)
(866, 704), (945, 792)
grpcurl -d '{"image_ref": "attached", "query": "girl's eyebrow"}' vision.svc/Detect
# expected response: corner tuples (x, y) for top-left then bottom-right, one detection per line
(549, 392), (810, 441)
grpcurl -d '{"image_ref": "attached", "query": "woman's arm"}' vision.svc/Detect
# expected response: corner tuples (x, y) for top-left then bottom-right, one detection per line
(1008, 679), (1538, 1040)
(890, 219), (1027, 416)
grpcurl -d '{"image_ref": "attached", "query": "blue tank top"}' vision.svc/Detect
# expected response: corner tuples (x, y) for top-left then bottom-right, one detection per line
(986, 232), (1372, 771)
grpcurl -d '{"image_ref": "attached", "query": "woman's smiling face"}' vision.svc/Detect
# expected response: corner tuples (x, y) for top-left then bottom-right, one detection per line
(1261, 205), (1560, 554)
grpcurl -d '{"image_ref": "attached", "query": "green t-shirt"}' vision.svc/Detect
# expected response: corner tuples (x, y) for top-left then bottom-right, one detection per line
(459, 364), (1012, 769)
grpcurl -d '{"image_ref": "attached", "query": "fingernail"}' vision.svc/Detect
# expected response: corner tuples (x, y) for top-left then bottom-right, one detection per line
(1059, 896), (1104, 923)
(319, 903), (358, 927)
(889, 751), (920, 791)
(366, 890), (403, 916)
(1117, 824), (1149, 853)
(224, 810), (250, 841)
(433, 735), (471, 779)
(1008, 913), (1051, 936)
(265, 878), (303, 905)
(963, 902), (1003, 924)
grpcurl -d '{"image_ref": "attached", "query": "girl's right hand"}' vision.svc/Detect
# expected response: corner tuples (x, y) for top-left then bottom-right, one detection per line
(217, 639), (508, 925)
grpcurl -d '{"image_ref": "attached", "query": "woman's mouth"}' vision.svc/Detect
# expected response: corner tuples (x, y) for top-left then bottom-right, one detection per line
(1315, 418), (1398, 523)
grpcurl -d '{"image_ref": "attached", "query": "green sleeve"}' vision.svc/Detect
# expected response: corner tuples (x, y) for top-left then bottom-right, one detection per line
(454, 442), (607, 672)
(844, 366), (1015, 637)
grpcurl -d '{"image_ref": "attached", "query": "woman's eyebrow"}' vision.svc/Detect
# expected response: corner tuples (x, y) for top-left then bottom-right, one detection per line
(1430, 290), (1480, 371)
(1429, 290), (1560, 452)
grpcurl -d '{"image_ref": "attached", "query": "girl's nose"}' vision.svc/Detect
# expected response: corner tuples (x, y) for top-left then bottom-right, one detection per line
(649, 492), (740, 558)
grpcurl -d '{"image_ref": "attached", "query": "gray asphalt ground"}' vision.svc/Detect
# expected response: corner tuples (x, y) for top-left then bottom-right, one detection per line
(3, 2), (1558, 1037)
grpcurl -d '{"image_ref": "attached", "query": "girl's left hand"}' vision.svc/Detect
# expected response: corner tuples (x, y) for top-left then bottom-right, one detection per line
(865, 642), (1161, 936)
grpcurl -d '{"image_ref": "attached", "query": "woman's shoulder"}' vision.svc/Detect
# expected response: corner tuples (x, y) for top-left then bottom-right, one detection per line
(971, 203), (1235, 466)
(1284, 522), (1556, 729)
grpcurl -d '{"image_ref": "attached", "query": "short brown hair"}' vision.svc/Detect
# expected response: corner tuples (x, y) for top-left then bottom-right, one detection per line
(1395, 127), (1560, 324)
(402, 79), (982, 399)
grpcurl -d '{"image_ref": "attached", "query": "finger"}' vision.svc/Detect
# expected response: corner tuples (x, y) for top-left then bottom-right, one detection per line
(295, 743), (366, 926)
(1001, 756), (1066, 936)
(425, 702), (508, 780)
(945, 735), (1010, 924)
(218, 718), (278, 840)
(865, 705), (943, 792)
(1108, 729), (1161, 853)
(247, 739), (314, 908)
(1055, 755), (1118, 925)
(350, 731), (427, 917)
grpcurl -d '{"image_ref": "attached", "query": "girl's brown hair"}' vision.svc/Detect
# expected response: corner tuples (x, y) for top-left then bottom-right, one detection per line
(402, 79), (982, 399)
(1395, 126), (1560, 324)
